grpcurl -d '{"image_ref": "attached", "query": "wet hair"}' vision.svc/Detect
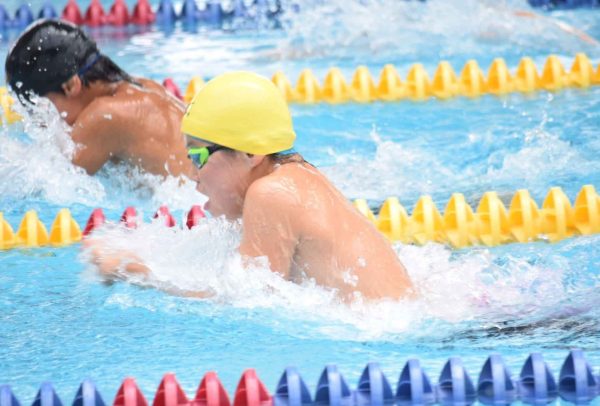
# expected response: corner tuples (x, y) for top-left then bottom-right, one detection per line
(269, 152), (310, 166)
(5, 19), (135, 103)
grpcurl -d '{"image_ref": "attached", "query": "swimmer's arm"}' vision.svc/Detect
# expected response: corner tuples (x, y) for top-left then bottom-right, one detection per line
(84, 237), (150, 277)
(70, 104), (125, 175)
(84, 238), (212, 298)
(239, 181), (299, 279)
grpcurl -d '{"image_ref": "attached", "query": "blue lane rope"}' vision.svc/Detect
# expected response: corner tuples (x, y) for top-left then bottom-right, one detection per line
(1, 349), (598, 405)
(1, 0), (599, 32)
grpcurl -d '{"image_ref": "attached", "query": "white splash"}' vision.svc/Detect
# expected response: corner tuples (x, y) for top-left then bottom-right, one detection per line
(321, 120), (598, 205)
(80, 217), (574, 341)
(0, 96), (206, 210)
(277, 0), (599, 61)
(0, 97), (106, 206)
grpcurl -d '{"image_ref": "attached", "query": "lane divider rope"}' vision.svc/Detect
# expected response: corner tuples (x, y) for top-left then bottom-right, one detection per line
(2, 53), (598, 124)
(1, 185), (598, 250)
(0, 349), (598, 405)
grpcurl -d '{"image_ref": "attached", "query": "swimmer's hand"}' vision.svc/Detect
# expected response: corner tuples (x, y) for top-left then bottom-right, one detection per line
(83, 237), (150, 279)
(82, 237), (212, 299)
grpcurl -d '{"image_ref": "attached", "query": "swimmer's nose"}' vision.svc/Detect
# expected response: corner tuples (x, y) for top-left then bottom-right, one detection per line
(193, 174), (207, 195)
(187, 166), (202, 183)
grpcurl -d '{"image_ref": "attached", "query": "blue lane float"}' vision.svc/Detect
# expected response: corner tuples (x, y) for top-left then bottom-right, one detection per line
(558, 349), (598, 404)
(314, 365), (353, 406)
(14, 4), (34, 29)
(396, 359), (435, 405)
(38, 2), (59, 20)
(1, 350), (599, 406)
(0, 385), (20, 406)
(274, 367), (313, 406)
(355, 363), (395, 406)
(517, 353), (558, 405)
(528, 0), (600, 8)
(72, 379), (106, 406)
(32, 382), (63, 406)
(155, 0), (177, 25)
(436, 357), (477, 405)
(0, 5), (11, 30)
(179, 0), (199, 24)
(477, 355), (516, 405)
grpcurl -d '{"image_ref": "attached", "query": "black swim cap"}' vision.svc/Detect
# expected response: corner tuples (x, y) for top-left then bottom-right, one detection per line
(5, 19), (99, 103)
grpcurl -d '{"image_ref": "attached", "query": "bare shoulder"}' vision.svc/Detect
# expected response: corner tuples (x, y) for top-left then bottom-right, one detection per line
(69, 100), (128, 143)
(78, 96), (129, 127)
(245, 169), (302, 210)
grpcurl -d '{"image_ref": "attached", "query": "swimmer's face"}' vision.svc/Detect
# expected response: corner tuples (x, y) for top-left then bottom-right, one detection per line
(186, 136), (251, 219)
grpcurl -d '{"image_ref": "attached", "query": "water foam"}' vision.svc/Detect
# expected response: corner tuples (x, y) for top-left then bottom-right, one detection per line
(79, 216), (593, 341)
(278, 0), (599, 62)
(0, 99), (206, 211)
(0, 98), (106, 207)
(321, 114), (598, 205)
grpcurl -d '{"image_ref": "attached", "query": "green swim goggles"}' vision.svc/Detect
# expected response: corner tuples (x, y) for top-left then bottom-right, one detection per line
(187, 145), (228, 169)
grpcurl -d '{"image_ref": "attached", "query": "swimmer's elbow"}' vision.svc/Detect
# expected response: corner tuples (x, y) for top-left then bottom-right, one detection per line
(124, 262), (151, 275)
(72, 152), (105, 175)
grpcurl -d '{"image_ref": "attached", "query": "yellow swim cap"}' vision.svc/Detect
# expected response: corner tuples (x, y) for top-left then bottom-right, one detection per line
(181, 71), (296, 155)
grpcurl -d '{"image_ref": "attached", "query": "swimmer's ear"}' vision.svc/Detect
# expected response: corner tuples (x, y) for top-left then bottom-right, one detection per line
(61, 76), (83, 98)
(247, 154), (266, 168)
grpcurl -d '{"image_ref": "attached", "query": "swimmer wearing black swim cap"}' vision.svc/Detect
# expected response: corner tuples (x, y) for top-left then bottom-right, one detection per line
(5, 19), (133, 103)
(3, 19), (194, 178)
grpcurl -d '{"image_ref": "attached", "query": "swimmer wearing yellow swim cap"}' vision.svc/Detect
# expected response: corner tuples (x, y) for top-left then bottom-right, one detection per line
(89, 71), (412, 300)
(182, 71), (296, 155)
(180, 71), (413, 300)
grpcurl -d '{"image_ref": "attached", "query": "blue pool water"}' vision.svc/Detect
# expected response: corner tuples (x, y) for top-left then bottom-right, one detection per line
(1, 0), (600, 403)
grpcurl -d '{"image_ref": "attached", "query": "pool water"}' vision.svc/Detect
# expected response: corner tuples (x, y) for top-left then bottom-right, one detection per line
(0, 0), (599, 403)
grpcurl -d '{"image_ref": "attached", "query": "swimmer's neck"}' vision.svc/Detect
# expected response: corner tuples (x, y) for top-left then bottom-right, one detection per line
(80, 81), (122, 104)
(61, 80), (124, 125)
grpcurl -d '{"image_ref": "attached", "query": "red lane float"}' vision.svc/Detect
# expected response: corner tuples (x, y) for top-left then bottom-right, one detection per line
(84, 0), (106, 27)
(61, 0), (83, 25)
(233, 370), (272, 406)
(121, 207), (139, 229)
(131, 0), (155, 25)
(83, 208), (106, 236)
(163, 79), (184, 101)
(193, 372), (231, 406)
(82, 205), (204, 236)
(154, 206), (176, 228)
(108, 0), (130, 26)
(153, 373), (188, 406)
(186, 205), (206, 229)
(114, 378), (148, 406)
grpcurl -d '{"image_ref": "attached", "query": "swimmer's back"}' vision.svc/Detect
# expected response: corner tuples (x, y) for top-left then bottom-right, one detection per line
(250, 161), (413, 300)
(75, 78), (191, 177)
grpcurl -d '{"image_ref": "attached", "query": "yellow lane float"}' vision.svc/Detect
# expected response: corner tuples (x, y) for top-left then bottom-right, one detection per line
(1, 54), (597, 123)
(353, 184), (600, 248)
(1, 186), (599, 251)
(265, 53), (598, 104)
